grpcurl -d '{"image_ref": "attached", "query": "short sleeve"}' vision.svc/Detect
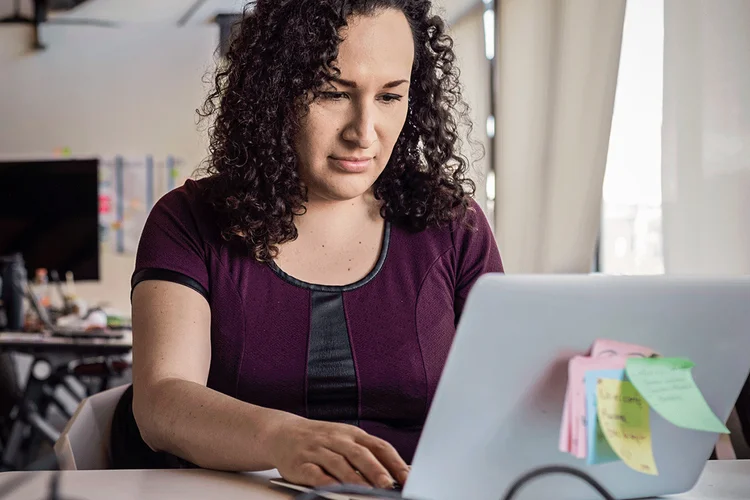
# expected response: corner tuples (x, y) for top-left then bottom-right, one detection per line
(131, 182), (210, 301)
(453, 198), (503, 323)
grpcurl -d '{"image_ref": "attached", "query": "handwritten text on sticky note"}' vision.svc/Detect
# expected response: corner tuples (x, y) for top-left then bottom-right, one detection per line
(585, 370), (624, 465)
(625, 357), (729, 434)
(597, 378), (658, 475)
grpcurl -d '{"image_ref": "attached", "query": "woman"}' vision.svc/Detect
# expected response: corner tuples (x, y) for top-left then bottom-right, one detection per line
(109, 0), (503, 490)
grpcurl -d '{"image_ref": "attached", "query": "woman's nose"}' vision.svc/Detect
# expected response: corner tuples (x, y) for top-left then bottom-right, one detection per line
(342, 104), (377, 149)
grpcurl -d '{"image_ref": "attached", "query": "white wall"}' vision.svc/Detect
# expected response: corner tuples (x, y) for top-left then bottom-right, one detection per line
(0, 22), (219, 312)
(0, 0), (246, 23)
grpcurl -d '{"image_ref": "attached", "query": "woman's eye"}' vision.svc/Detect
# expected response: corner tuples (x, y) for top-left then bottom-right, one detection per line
(321, 92), (348, 101)
(379, 94), (403, 104)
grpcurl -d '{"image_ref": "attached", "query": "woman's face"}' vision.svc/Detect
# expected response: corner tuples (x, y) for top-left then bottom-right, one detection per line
(294, 9), (415, 203)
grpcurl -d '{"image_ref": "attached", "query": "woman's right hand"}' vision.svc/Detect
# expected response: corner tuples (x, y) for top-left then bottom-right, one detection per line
(267, 413), (410, 489)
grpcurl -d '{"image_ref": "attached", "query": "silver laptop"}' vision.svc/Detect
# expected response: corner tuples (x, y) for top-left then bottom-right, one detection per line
(404, 275), (750, 500)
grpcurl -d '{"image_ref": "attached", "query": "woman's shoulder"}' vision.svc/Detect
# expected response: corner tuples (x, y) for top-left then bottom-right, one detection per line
(153, 177), (212, 213)
(389, 197), (496, 260)
(145, 177), (220, 245)
(448, 197), (502, 270)
(398, 197), (492, 240)
(133, 178), (226, 299)
(453, 197), (493, 234)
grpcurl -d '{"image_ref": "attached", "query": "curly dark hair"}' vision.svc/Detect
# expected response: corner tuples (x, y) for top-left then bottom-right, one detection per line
(198, 0), (479, 262)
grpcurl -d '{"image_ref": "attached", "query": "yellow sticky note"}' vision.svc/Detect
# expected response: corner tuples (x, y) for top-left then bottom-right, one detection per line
(596, 378), (658, 475)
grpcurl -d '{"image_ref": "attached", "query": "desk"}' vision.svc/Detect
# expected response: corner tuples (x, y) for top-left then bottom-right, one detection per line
(1, 461), (750, 500)
(0, 331), (132, 356)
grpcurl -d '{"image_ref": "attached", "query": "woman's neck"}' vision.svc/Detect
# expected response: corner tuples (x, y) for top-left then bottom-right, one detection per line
(294, 193), (383, 241)
(273, 192), (387, 285)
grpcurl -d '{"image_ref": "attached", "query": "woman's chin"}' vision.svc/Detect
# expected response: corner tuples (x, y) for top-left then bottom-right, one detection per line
(309, 185), (373, 203)
(305, 176), (378, 203)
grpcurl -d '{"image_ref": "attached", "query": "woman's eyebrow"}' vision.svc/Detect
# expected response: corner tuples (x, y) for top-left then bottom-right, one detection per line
(330, 77), (409, 89)
(383, 79), (409, 89)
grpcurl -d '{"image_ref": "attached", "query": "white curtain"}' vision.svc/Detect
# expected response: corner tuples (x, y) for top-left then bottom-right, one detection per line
(451, 5), (492, 216)
(662, 0), (750, 275)
(493, 0), (626, 273)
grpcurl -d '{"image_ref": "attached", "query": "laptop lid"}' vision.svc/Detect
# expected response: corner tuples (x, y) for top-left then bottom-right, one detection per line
(405, 275), (750, 500)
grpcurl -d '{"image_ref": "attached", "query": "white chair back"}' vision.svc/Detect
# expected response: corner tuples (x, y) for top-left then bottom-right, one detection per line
(54, 384), (129, 470)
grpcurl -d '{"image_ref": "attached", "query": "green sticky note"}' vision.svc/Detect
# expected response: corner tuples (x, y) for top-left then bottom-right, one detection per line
(625, 357), (729, 434)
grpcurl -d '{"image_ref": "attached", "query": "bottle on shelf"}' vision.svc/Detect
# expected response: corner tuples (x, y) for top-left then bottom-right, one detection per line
(34, 268), (51, 309)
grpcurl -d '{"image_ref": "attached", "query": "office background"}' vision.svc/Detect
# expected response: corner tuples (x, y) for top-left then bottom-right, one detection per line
(0, 0), (749, 471)
(3, 0), (746, 316)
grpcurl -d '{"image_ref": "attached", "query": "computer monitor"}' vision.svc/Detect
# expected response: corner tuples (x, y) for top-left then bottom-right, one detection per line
(0, 158), (100, 281)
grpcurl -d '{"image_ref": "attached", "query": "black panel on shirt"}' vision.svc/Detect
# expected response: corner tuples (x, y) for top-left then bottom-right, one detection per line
(131, 268), (209, 301)
(307, 290), (359, 424)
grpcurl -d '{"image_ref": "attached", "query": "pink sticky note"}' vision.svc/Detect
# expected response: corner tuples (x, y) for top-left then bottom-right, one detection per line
(559, 383), (572, 452)
(561, 340), (656, 458)
(569, 356), (627, 457)
(591, 339), (657, 359)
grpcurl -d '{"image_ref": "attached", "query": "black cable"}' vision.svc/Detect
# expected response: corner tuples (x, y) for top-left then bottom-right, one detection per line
(500, 465), (616, 500)
(0, 451), (59, 499)
(42, 470), (84, 500)
(47, 471), (60, 500)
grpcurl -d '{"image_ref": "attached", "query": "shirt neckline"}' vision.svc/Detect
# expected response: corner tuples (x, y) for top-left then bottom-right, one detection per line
(267, 221), (391, 292)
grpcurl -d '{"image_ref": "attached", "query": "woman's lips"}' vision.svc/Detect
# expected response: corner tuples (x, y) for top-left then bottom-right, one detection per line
(330, 157), (373, 173)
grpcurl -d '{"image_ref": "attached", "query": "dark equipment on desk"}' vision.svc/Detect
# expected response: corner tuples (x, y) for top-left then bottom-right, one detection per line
(0, 159), (100, 283)
(0, 253), (27, 332)
(24, 281), (123, 340)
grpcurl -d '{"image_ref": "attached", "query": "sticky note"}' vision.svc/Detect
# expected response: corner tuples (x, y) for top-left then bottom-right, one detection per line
(625, 357), (729, 434)
(584, 369), (624, 464)
(559, 387), (572, 453)
(559, 340), (657, 457)
(591, 339), (657, 359)
(567, 356), (630, 458)
(596, 378), (658, 475)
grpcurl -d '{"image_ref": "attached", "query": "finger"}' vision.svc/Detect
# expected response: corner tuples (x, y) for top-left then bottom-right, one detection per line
(317, 449), (371, 487)
(293, 463), (338, 488)
(357, 434), (410, 485)
(334, 441), (395, 489)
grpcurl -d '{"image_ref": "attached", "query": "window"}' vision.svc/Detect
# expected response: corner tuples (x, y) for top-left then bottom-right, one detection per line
(600, 0), (664, 275)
